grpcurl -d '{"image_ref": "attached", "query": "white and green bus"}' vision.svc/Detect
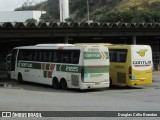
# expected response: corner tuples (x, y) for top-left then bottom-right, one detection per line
(9, 44), (110, 90)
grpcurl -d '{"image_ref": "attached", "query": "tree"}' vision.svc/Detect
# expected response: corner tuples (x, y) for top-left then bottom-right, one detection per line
(65, 18), (75, 22)
(25, 18), (37, 23)
(152, 12), (160, 22)
(99, 11), (120, 22)
(47, 0), (59, 21)
(40, 13), (52, 22)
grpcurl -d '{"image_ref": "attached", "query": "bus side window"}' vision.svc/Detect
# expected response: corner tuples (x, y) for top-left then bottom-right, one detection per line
(18, 50), (22, 60)
(109, 49), (127, 62)
(43, 50), (50, 62)
(28, 50), (33, 61)
(118, 52), (127, 62)
(18, 50), (27, 61)
(117, 52), (121, 62)
(71, 50), (80, 64)
(53, 51), (61, 63)
(33, 50), (39, 61)
(48, 51), (52, 62)
(41, 51), (45, 62)
(53, 51), (56, 62)
(67, 51), (72, 63)
(23, 50), (27, 60)
(60, 51), (64, 63)
(62, 50), (71, 63)
(39, 51), (42, 62)
(109, 51), (117, 62)
(71, 52), (74, 64)
(57, 51), (62, 63)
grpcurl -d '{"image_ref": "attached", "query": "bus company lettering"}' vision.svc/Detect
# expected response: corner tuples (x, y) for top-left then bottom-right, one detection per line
(66, 66), (78, 72)
(133, 61), (151, 65)
(88, 48), (99, 52)
(20, 62), (32, 68)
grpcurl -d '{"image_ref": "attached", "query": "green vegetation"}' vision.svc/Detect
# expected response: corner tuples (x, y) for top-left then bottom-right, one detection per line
(15, 1), (47, 11)
(15, 0), (160, 23)
(25, 18), (37, 23)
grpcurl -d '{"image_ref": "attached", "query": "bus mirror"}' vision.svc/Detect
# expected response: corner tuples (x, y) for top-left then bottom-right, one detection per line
(6, 54), (11, 62)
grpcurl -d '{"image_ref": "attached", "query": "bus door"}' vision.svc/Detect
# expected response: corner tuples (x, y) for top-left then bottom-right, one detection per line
(11, 49), (18, 71)
(83, 46), (109, 83)
(109, 49), (128, 86)
(6, 54), (11, 71)
(131, 45), (152, 85)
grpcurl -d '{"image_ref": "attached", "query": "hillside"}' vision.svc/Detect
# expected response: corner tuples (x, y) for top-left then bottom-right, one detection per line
(117, 0), (160, 12)
(15, 0), (160, 23)
(15, 1), (47, 11)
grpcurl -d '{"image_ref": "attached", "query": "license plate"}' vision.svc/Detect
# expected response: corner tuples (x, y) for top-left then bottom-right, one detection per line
(140, 80), (144, 82)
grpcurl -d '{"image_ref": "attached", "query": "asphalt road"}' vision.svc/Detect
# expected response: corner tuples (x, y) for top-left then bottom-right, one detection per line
(0, 71), (160, 119)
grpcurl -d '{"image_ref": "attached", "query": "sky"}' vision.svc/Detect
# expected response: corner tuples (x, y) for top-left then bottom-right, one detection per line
(0, 0), (44, 11)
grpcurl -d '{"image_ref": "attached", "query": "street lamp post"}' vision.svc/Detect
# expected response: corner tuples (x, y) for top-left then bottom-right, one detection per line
(87, 0), (90, 22)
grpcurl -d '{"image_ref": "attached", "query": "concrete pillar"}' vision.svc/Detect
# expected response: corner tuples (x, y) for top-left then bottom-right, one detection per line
(59, 0), (69, 22)
(132, 35), (136, 44)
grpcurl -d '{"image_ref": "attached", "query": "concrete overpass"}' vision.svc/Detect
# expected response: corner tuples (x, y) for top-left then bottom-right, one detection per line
(0, 22), (160, 70)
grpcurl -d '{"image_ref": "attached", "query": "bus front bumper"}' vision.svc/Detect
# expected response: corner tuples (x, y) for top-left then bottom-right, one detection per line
(130, 78), (152, 86)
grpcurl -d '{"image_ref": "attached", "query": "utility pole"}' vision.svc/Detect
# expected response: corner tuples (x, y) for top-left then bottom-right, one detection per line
(87, 0), (90, 22)
(59, 0), (69, 22)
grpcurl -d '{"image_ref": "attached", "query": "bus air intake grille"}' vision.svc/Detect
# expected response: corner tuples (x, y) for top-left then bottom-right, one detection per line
(71, 75), (79, 86)
(117, 72), (126, 84)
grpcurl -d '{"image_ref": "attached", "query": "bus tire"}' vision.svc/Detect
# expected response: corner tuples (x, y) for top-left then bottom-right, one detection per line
(52, 77), (59, 89)
(60, 79), (68, 90)
(18, 73), (23, 84)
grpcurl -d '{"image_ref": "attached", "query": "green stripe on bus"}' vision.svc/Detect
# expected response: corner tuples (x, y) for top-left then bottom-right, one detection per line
(18, 61), (41, 69)
(18, 61), (109, 74)
(56, 64), (81, 73)
(84, 66), (109, 73)
(46, 64), (50, 70)
(84, 52), (109, 59)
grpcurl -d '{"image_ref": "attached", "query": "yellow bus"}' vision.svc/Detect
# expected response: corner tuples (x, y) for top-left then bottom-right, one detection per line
(76, 43), (153, 87)
(107, 44), (152, 87)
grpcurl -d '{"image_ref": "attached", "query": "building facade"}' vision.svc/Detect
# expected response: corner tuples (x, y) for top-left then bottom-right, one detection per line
(0, 11), (46, 22)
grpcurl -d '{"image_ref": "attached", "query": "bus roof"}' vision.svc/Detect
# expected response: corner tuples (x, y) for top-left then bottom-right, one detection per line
(75, 43), (113, 46)
(35, 44), (74, 47)
(75, 43), (150, 48)
(14, 44), (107, 50)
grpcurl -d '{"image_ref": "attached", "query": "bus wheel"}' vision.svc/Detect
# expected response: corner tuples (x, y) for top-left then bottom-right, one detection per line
(18, 73), (23, 84)
(52, 78), (59, 89)
(60, 79), (68, 90)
